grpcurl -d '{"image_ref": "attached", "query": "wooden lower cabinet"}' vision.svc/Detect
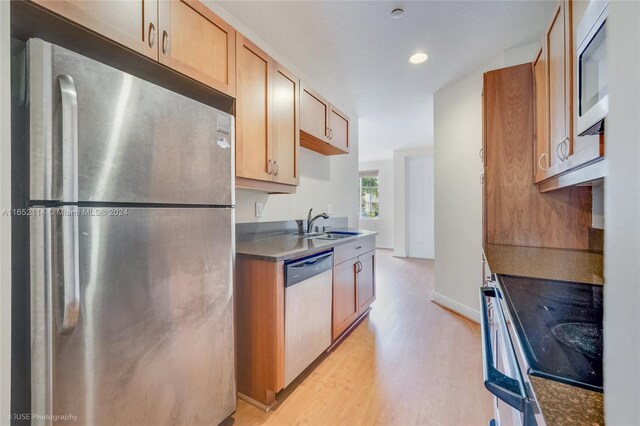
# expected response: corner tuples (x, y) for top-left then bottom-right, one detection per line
(332, 259), (359, 340)
(332, 249), (376, 341)
(235, 255), (285, 408)
(357, 250), (376, 314)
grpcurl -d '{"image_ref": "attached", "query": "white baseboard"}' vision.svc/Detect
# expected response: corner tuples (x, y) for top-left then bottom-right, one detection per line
(431, 292), (480, 324)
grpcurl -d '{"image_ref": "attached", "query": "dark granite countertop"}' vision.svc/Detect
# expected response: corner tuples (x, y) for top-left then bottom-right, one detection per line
(236, 228), (377, 262)
(484, 244), (604, 425)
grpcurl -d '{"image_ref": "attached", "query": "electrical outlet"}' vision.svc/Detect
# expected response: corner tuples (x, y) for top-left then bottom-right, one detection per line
(327, 204), (333, 215)
(255, 202), (264, 218)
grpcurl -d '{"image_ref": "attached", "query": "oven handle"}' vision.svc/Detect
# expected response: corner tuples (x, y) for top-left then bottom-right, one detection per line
(480, 287), (528, 412)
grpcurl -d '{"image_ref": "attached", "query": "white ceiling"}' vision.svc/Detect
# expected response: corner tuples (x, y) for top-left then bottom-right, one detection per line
(217, 0), (555, 162)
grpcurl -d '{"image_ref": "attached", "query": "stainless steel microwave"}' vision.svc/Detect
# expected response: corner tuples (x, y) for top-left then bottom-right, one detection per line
(577, 2), (608, 136)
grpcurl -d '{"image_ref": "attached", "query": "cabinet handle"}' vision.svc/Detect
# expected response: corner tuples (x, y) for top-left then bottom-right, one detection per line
(273, 161), (279, 176)
(537, 152), (548, 171)
(355, 246), (362, 250)
(267, 159), (273, 175)
(556, 137), (569, 162)
(479, 147), (484, 161)
(329, 128), (333, 140)
(148, 22), (156, 48)
(355, 261), (362, 273)
(561, 138), (570, 160)
(162, 30), (170, 55)
(480, 173), (485, 185)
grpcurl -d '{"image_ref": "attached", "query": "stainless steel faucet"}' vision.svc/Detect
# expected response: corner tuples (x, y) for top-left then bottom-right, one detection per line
(307, 209), (329, 234)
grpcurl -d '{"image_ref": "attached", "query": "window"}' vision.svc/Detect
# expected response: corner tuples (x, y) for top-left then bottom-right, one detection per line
(359, 171), (379, 219)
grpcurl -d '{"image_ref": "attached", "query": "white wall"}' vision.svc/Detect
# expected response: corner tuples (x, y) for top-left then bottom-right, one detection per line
(358, 159), (393, 249)
(204, 1), (360, 226)
(432, 43), (538, 321)
(358, 96), (434, 163)
(604, 1), (640, 423)
(393, 147), (434, 258)
(0, 0), (11, 421)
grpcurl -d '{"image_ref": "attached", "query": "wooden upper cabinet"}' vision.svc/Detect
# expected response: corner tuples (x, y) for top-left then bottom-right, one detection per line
(332, 260), (359, 340)
(329, 105), (350, 153)
(272, 64), (300, 186)
(235, 34), (271, 182)
(546, 0), (572, 170)
(234, 33), (299, 192)
(32, 0), (159, 60)
(300, 84), (330, 143)
(158, 0), (236, 97)
(357, 251), (375, 315)
(533, 46), (549, 183)
(300, 83), (349, 156)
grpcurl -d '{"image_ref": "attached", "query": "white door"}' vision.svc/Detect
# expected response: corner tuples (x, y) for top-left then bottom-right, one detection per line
(406, 155), (434, 259)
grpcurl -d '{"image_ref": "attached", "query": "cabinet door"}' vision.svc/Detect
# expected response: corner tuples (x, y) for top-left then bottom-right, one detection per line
(300, 84), (330, 142)
(546, 1), (572, 169)
(158, 0), (236, 97)
(235, 34), (272, 182)
(329, 105), (350, 153)
(272, 64), (299, 186)
(357, 251), (375, 315)
(533, 46), (550, 183)
(33, 0), (158, 60)
(332, 260), (358, 340)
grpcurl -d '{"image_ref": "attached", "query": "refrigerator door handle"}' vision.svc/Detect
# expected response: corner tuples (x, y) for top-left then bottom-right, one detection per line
(57, 74), (79, 202)
(57, 206), (80, 335)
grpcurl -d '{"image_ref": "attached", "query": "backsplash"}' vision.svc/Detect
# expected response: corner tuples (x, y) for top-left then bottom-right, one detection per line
(236, 217), (349, 242)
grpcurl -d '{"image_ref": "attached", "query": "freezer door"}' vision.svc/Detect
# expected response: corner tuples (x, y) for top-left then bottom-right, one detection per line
(29, 39), (233, 206)
(30, 207), (236, 426)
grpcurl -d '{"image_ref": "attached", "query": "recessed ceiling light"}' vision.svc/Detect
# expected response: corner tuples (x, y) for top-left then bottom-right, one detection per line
(409, 53), (428, 64)
(391, 8), (404, 19)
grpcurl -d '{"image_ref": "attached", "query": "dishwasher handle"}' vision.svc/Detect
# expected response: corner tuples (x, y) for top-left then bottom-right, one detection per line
(285, 251), (333, 288)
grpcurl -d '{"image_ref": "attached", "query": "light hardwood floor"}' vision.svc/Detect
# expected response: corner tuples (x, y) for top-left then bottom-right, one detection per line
(227, 249), (492, 426)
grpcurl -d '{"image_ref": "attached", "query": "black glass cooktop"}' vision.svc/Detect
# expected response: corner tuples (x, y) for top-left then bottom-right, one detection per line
(498, 275), (603, 392)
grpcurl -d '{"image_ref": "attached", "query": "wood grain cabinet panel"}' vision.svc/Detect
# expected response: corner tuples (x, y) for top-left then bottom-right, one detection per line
(235, 35), (271, 182)
(300, 83), (349, 156)
(534, 46), (550, 183)
(234, 33), (299, 192)
(546, 1), (572, 170)
(357, 250), (375, 315)
(483, 63), (591, 250)
(32, 0), (159, 59)
(332, 260), (359, 340)
(272, 65), (300, 186)
(158, 0), (235, 97)
(300, 85), (330, 143)
(235, 256), (285, 408)
(329, 106), (350, 153)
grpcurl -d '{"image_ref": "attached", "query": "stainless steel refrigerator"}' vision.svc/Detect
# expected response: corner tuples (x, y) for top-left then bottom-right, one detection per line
(26, 39), (236, 425)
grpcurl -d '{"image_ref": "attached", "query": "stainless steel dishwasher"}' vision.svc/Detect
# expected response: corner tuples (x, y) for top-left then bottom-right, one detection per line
(284, 251), (334, 387)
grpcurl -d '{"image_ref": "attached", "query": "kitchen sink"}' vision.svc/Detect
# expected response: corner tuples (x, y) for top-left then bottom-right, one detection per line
(327, 231), (362, 236)
(316, 234), (351, 240)
(316, 231), (361, 240)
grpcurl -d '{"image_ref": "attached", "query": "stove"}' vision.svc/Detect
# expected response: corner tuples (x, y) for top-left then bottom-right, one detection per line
(498, 275), (603, 392)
